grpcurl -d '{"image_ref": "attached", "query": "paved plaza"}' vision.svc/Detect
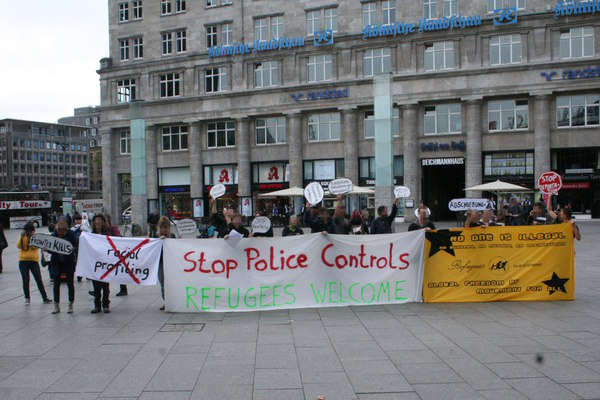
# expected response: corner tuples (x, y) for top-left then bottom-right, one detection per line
(1, 221), (600, 400)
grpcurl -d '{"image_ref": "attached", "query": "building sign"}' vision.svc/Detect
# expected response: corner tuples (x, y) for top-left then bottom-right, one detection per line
(422, 157), (465, 167)
(208, 36), (305, 58)
(314, 30), (334, 46)
(554, 0), (600, 18)
(562, 182), (590, 189)
(493, 7), (517, 25)
(363, 14), (482, 39)
(421, 140), (466, 152)
(290, 87), (348, 103)
(562, 173), (600, 182)
(258, 163), (287, 183)
(0, 200), (51, 210)
(541, 66), (600, 82)
(213, 166), (236, 184)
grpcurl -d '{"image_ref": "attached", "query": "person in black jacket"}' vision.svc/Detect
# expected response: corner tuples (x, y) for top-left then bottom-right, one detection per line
(49, 217), (78, 314)
(370, 198), (398, 234)
(224, 213), (250, 238)
(304, 205), (337, 234)
(282, 215), (304, 236)
(408, 207), (436, 231)
(0, 222), (7, 273)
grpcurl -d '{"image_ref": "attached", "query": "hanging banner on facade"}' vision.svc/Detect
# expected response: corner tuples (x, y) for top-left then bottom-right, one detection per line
(423, 224), (574, 302)
(75, 232), (163, 285)
(163, 231), (426, 312)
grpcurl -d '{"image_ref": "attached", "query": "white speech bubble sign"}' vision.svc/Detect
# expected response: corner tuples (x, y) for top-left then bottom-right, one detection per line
(251, 216), (272, 234)
(209, 184), (226, 199)
(448, 198), (492, 212)
(176, 219), (197, 235)
(29, 234), (74, 255)
(328, 178), (354, 195)
(304, 182), (324, 205)
(394, 186), (411, 198)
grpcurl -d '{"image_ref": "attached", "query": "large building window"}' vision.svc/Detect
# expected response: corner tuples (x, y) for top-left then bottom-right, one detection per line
(382, 1), (396, 25)
(254, 61), (278, 88)
(364, 109), (400, 138)
(423, 0), (437, 20)
(118, 2), (129, 22)
(206, 25), (218, 48)
(488, 100), (529, 131)
(162, 125), (189, 151)
(256, 117), (286, 145)
(362, 2), (377, 27)
(487, 0), (525, 13)
(560, 27), (594, 59)
(364, 48), (392, 77)
(443, 0), (458, 16)
(324, 8), (338, 32)
(484, 152), (534, 176)
(161, 0), (171, 15)
(132, 37), (143, 60)
(557, 95), (600, 127)
(207, 121), (235, 148)
(120, 130), (131, 154)
(254, 17), (268, 42)
(175, 0), (186, 13)
(207, 0), (231, 7)
(307, 54), (332, 83)
(162, 32), (172, 55)
(132, 1), (142, 19)
(308, 113), (340, 142)
(307, 7), (338, 35)
(162, 30), (185, 55)
(424, 104), (462, 135)
(425, 41), (454, 71)
(490, 34), (521, 65)
(205, 67), (228, 93)
(160, 73), (180, 98)
(221, 23), (233, 45)
(176, 30), (186, 53)
(117, 79), (136, 103)
(271, 16), (283, 39)
(119, 39), (129, 61)
(255, 15), (284, 41)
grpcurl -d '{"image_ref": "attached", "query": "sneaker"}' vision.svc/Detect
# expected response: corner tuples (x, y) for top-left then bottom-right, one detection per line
(67, 302), (74, 314)
(88, 290), (95, 297)
(25, 298), (30, 305)
(115, 291), (127, 297)
(52, 304), (60, 314)
(103, 307), (110, 314)
(159, 305), (165, 311)
(43, 299), (53, 304)
(90, 308), (102, 314)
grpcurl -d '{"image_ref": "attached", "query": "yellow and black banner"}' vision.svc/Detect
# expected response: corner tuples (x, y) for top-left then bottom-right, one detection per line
(423, 223), (574, 302)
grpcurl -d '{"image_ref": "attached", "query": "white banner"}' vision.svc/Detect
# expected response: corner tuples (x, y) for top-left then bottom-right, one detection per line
(75, 232), (163, 285)
(163, 231), (425, 312)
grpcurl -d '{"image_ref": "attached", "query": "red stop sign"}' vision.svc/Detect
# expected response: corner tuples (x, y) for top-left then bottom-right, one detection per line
(538, 171), (562, 195)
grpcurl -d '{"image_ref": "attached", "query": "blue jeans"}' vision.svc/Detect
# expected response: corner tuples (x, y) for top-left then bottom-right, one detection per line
(19, 261), (49, 300)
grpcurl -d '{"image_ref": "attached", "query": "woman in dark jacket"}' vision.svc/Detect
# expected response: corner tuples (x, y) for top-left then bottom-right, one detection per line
(348, 210), (369, 235)
(0, 222), (7, 273)
(49, 217), (78, 314)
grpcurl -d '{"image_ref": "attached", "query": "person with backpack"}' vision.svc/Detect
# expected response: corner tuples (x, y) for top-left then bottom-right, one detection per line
(348, 210), (369, 235)
(370, 198), (398, 234)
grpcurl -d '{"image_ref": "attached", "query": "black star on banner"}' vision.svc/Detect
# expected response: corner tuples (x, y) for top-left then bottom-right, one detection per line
(425, 229), (463, 258)
(542, 272), (569, 295)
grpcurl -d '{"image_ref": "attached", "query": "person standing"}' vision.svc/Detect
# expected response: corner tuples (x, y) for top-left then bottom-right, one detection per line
(106, 214), (127, 297)
(282, 215), (304, 236)
(147, 208), (159, 238)
(91, 214), (111, 313)
(0, 222), (7, 273)
(17, 222), (52, 305)
(333, 195), (350, 234)
(408, 207), (436, 231)
(157, 217), (176, 311)
(49, 217), (77, 313)
(304, 204), (337, 234)
(370, 199), (398, 234)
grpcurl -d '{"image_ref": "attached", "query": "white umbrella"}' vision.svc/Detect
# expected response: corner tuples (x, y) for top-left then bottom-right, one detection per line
(258, 186), (305, 197)
(464, 179), (533, 207)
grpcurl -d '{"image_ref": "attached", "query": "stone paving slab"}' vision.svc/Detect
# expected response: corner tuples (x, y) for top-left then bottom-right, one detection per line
(0, 221), (600, 399)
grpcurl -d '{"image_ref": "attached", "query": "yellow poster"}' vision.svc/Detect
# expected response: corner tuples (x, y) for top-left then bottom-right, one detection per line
(423, 223), (574, 302)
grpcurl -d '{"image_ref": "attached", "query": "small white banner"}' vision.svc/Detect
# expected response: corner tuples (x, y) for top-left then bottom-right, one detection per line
(29, 234), (74, 255)
(251, 216), (272, 234)
(394, 186), (411, 198)
(210, 184), (226, 199)
(448, 198), (492, 212)
(176, 219), (197, 235)
(304, 182), (324, 205)
(163, 231), (425, 312)
(75, 232), (163, 285)
(328, 178), (354, 195)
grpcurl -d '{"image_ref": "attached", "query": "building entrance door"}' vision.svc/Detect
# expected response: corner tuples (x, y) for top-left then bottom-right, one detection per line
(422, 163), (465, 221)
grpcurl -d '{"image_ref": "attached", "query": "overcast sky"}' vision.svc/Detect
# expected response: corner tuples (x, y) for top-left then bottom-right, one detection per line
(0, 0), (108, 123)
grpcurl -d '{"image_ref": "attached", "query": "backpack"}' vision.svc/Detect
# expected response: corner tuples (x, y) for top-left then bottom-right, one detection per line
(197, 225), (209, 239)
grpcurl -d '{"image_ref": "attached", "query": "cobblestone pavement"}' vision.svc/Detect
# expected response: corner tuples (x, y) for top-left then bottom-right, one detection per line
(1, 221), (599, 400)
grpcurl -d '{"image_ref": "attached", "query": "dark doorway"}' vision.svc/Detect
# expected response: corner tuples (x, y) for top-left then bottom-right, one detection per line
(422, 164), (465, 221)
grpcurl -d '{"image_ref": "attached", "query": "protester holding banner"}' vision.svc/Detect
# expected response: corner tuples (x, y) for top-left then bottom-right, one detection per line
(16, 222), (52, 305)
(224, 213), (250, 238)
(546, 194), (581, 241)
(304, 205), (337, 234)
(106, 214), (128, 297)
(527, 202), (554, 225)
(71, 213), (90, 282)
(465, 209), (497, 228)
(91, 214), (111, 313)
(333, 195), (350, 234)
(348, 210), (369, 235)
(408, 207), (436, 231)
(49, 217), (78, 314)
(157, 216), (176, 311)
(370, 198), (398, 234)
(0, 222), (7, 273)
(282, 215), (304, 236)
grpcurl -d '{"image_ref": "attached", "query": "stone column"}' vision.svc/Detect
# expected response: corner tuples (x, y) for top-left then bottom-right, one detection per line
(101, 128), (119, 221)
(286, 112), (303, 188)
(534, 95), (551, 186)
(145, 125), (158, 202)
(465, 99), (482, 198)
(402, 103), (419, 222)
(188, 120), (204, 217)
(236, 117), (251, 198)
(342, 108), (359, 184)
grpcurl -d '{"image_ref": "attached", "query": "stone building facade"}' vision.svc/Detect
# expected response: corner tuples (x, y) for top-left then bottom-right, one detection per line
(99, 0), (600, 221)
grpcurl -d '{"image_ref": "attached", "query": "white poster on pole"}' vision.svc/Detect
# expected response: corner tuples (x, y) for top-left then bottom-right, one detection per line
(163, 230), (425, 313)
